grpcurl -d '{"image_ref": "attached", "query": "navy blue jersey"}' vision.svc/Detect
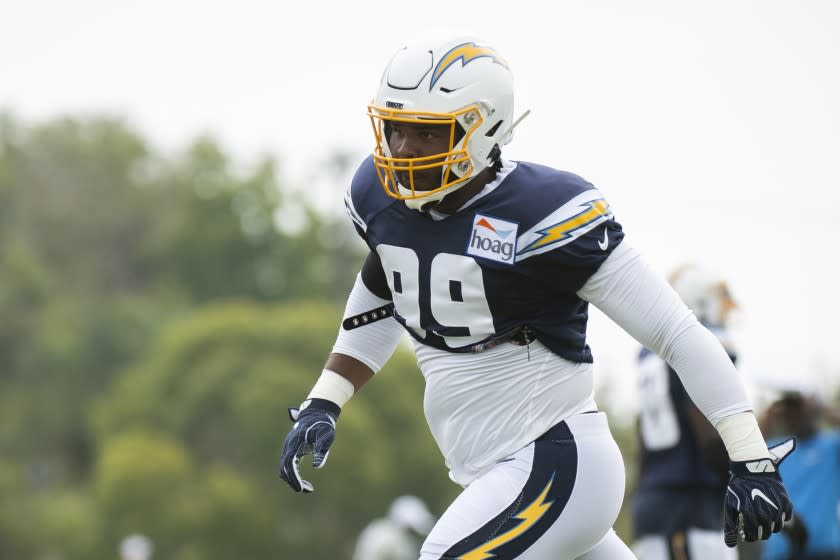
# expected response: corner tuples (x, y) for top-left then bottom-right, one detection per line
(345, 157), (624, 363)
(632, 487), (728, 537)
(635, 326), (736, 493)
(635, 348), (726, 493)
(632, 327), (736, 535)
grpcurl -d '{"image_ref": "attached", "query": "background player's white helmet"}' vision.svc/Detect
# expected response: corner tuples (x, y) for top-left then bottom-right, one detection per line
(120, 534), (153, 560)
(368, 34), (516, 210)
(669, 263), (737, 326)
(387, 495), (436, 536)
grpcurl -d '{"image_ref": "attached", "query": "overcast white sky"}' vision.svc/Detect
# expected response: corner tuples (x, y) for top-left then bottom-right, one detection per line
(3, 0), (838, 414)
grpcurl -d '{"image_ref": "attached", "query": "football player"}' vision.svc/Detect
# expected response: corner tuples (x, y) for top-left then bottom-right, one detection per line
(353, 495), (437, 560)
(759, 384), (840, 560)
(632, 264), (740, 560)
(280, 34), (794, 559)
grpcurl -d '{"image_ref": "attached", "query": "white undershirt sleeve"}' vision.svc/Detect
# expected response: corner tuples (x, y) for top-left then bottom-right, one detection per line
(330, 272), (404, 373)
(577, 241), (752, 427)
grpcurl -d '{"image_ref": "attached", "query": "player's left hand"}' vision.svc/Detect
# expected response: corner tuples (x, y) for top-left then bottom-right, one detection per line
(724, 438), (795, 547)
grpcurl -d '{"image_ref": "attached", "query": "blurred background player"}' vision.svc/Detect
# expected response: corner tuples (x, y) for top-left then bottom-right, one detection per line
(119, 534), (153, 560)
(758, 381), (840, 560)
(353, 495), (436, 560)
(632, 263), (739, 560)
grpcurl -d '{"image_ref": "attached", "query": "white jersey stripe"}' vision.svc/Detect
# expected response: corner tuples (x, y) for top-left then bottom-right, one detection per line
(344, 187), (367, 232)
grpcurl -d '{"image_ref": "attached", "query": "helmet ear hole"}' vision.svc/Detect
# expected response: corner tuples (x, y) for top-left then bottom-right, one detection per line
(485, 120), (503, 137)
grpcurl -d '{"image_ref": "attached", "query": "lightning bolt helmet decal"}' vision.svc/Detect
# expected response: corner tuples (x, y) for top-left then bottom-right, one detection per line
(430, 42), (509, 91)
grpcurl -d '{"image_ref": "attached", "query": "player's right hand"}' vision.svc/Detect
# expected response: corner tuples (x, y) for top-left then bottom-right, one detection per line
(279, 398), (340, 493)
(724, 438), (795, 547)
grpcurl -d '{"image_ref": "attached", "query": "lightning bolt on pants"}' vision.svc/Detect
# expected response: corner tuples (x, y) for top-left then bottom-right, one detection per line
(419, 412), (636, 560)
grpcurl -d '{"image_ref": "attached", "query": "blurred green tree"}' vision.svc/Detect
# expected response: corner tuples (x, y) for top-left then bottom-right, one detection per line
(92, 300), (455, 558)
(0, 113), (366, 557)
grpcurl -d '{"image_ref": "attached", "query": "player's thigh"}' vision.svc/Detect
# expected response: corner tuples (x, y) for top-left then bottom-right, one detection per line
(633, 530), (736, 560)
(420, 412), (626, 560)
(521, 413), (630, 559)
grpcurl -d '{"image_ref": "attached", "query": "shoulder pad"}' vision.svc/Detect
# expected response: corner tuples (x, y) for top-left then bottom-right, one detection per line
(515, 184), (613, 261)
(345, 156), (396, 232)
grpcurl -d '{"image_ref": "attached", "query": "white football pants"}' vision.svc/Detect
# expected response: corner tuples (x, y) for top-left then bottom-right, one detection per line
(633, 529), (738, 560)
(419, 412), (636, 559)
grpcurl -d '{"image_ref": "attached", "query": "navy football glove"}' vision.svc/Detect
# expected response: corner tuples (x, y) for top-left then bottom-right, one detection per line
(724, 438), (796, 547)
(279, 398), (340, 493)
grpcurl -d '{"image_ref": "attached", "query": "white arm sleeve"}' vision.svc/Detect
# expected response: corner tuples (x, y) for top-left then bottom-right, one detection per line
(331, 272), (404, 373)
(577, 241), (752, 426)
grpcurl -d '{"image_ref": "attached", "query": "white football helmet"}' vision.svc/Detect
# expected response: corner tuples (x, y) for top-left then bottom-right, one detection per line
(368, 34), (517, 210)
(387, 495), (436, 535)
(669, 263), (737, 326)
(120, 534), (153, 560)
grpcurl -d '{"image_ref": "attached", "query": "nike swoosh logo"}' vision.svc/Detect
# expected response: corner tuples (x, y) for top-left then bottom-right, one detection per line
(751, 488), (778, 509)
(597, 227), (609, 251)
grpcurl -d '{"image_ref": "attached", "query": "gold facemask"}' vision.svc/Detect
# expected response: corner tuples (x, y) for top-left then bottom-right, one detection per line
(367, 103), (484, 202)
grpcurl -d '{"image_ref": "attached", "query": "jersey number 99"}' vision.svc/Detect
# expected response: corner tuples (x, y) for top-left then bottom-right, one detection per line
(376, 244), (496, 348)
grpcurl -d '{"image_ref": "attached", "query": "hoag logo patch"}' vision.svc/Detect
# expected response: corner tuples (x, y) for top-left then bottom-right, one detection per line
(467, 214), (518, 264)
